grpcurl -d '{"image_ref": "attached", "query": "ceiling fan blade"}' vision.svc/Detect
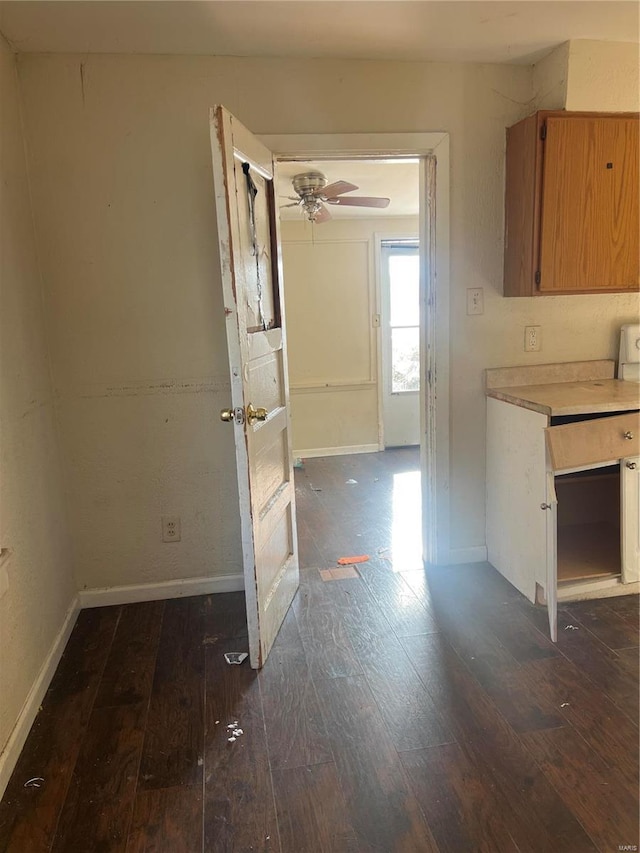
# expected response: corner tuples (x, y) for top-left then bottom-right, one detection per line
(312, 202), (332, 223)
(317, 180), (358, 198)
(326, 196), (391, 209)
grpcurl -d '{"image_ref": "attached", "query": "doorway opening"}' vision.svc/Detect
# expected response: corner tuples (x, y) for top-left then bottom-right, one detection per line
(276, 155), (423, 571)
(261, 133), (450, 566)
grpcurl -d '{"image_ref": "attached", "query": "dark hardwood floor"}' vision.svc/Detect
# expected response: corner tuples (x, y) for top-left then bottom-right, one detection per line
(1, 448), (638, 851)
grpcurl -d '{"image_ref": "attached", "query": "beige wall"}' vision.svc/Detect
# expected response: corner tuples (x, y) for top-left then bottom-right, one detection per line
(0, 38), (75, 761)
(14, 47), (639, 577)
(566, 40), (640, 111)
(282, 217), (418, 455)
(533, 39), (640, 113)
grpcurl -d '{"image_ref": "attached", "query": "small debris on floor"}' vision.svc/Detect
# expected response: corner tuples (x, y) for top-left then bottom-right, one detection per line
(226, 721), (244, 743)
(377, 547), (390, 555)
(319, 567), (359, 581)
(202, 636), (219, 645)
(564, 624), (579, 631)
(293, 457), (304, 469)
(337, 555), (369, 565)
(224, 652), (248, 665)
(560, 702), (570, 708)
(310, 484), (322, 492)
(345, 478), (358, 485)
(24, 777), (45, 788)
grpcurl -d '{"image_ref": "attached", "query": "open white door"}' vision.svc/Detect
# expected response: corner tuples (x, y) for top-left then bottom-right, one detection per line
(210, 106), (299, 669)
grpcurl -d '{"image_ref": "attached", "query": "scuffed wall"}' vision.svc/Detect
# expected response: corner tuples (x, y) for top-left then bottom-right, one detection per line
(532, 41), (569, 110)
(0, 37), (75, 762)
(15, 48), (639, 579)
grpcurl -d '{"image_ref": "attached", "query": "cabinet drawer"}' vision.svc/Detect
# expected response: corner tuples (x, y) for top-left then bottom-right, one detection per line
(545, 412), (639, 471)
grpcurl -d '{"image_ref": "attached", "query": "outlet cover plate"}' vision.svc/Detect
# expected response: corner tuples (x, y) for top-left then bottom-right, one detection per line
(467, 288), (484, 315)
(162, 516), (182, 543)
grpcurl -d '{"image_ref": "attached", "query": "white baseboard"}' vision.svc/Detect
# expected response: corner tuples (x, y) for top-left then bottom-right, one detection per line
(441, 546), (488, 566)
(78, 573), (245, 608)
(294, 444), (380, 459)
(0, 596), (80, 799)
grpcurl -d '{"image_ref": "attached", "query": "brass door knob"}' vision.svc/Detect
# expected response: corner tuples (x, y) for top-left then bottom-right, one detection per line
(220, 406), (244, 424)
(626, 461), (637, 470)
(247, 403), (268, 424)
(624, 431), (634, 440)
(220, 404), (267, 425)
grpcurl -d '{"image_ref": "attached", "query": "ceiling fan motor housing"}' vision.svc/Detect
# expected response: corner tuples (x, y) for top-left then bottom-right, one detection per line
(292, 171), (328, 198)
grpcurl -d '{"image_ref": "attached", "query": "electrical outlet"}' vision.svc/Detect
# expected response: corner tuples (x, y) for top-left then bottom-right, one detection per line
(162, 516), (181, 543)
(524, 325), (542, 352)
(466, 287), (484, 315)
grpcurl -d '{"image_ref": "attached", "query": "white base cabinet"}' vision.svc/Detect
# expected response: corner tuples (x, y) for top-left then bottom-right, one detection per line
(487, 397), (640, 640)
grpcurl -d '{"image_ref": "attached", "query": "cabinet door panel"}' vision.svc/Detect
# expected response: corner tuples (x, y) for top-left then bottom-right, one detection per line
(539, 117), (639, 293)
(622, 456), (640, 583)
(545, 470), (558, 642)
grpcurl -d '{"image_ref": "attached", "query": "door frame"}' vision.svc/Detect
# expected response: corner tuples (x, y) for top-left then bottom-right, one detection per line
(261, 133), (450, 565)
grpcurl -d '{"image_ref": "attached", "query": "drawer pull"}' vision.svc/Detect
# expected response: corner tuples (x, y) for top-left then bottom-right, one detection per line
(626, 461), (637, 470)
(624, 431), (634, 440)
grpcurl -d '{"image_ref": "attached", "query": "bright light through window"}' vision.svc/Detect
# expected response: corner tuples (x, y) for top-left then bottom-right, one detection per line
(388, 252), (420, 393)
(391, 470), (422, 571)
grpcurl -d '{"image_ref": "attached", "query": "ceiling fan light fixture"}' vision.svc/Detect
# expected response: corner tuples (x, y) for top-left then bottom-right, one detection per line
(285, 169), (391, 224)
(304, 199), (323, 220)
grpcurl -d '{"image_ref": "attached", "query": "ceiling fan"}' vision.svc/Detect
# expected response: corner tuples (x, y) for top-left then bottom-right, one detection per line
(282, 171), (390, 223)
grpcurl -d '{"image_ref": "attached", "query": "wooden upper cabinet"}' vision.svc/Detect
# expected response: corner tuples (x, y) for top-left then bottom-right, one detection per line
(503, 111), (639, 296)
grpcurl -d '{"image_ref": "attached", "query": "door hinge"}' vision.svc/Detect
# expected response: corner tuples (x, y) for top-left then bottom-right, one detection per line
(535, 270), (541, 286)
(540, 123), (547, 141)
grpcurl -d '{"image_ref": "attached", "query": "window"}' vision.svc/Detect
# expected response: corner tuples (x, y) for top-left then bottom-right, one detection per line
(385, 245), (420, 393)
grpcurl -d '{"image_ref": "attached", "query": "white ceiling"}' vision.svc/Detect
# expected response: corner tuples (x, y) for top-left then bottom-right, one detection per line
(277, 160), (419, 221)
(0, 1), (637, 64)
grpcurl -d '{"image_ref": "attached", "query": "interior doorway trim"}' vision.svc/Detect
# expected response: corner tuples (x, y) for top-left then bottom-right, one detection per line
(261, 132), (450, 565)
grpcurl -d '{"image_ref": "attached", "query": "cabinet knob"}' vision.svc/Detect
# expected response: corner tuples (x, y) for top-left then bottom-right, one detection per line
(540, 502), (552, 510)
(626, 461), (637, 470)
(624, 431), (634, 440)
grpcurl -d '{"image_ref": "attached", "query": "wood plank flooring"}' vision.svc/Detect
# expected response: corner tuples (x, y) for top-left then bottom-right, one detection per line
(1, 448), (638, 852)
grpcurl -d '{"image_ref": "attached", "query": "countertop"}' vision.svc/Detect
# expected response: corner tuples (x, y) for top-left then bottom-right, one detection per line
(486, 378), (640, 416)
